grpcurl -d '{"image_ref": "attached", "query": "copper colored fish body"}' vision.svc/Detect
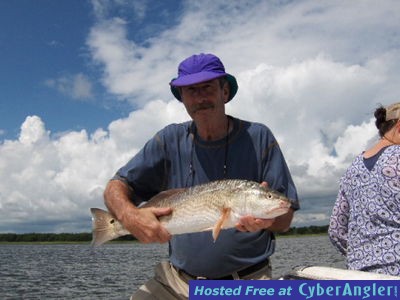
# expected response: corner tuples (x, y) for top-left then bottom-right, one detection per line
(90, 179), (291, 246)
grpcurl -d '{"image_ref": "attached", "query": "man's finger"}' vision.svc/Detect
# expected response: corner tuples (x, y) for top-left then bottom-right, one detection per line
(152, 207), (173, 217)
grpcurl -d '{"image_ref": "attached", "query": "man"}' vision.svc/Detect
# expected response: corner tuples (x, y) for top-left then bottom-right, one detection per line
(104, 53), (299, 299)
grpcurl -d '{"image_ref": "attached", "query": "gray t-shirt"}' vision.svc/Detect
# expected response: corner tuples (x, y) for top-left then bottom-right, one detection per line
(114, 116), (299, 278)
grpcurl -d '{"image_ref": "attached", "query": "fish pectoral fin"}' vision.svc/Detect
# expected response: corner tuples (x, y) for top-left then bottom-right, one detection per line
(212, 207), (231, 242)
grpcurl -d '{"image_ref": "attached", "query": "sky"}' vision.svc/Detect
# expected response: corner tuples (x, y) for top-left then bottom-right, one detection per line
(1, 0), (400, 233)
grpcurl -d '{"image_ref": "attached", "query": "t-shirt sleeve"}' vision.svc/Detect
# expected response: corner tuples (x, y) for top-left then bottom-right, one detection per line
(113, 132), (169, 205)
(262, 134), (300, 210)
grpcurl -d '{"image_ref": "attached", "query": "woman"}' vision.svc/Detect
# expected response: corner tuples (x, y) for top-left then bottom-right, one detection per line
(329, 102), (400, 276)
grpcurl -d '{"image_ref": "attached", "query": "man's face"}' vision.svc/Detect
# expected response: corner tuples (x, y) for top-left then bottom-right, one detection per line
(180, 79), (229, 120)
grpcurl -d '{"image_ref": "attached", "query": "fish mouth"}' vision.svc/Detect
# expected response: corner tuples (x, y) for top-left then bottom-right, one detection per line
(264, 201), (291, 217)
(279, 200), (291, 208)
(271, 206), (290, 213)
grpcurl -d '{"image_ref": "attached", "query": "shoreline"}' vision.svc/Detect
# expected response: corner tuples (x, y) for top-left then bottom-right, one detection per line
(0, 233), (328, 245)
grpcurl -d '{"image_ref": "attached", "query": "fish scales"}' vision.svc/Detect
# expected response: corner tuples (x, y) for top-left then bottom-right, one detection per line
(147, 184), (237, 233)
(90, 179), (291, 246)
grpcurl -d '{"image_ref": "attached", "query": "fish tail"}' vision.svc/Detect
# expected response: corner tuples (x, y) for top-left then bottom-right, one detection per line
(90, 208), (122, 247)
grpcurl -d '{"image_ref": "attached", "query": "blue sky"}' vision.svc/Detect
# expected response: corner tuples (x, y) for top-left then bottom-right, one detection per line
(3, 1), (128, 139)
(1, 0), (400, 233)
(1, 0), (182, 139)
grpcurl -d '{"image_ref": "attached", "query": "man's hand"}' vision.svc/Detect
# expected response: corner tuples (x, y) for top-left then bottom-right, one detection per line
(121, 205), (173, 244)
(236, 216), (275, 232)
(260, 181), (268, 190)
(104, 179), (173, 244)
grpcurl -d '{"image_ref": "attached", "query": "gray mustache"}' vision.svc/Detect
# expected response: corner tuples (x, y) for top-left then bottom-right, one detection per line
(192, 103), (215, 113)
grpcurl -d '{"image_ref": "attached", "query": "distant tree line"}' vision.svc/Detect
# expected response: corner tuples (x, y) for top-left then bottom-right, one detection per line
(0, 233), (92, 242)
(0, 232), (135, 243)
(277, 225), (329, 236)
(0, 225), (329, 242)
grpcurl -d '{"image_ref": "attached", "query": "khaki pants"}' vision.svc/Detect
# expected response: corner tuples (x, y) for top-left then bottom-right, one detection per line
(131, 261), (272, 300)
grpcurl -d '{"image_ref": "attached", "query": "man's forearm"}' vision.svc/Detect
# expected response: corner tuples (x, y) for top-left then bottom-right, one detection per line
(103, 179), (137, 223)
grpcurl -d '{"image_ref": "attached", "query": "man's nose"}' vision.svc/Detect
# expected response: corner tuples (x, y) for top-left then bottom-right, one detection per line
(191, 88), (209, 101)
(192, 87), (208, 97)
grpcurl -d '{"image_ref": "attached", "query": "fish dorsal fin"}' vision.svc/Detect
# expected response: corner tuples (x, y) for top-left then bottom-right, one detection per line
(212, 207), (231, 242)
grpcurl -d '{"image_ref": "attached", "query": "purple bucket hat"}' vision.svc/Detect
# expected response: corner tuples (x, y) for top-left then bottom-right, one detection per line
(170, 53), (238, 102)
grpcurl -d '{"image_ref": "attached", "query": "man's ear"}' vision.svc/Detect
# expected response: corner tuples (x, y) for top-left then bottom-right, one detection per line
(223, 83), (230, 103)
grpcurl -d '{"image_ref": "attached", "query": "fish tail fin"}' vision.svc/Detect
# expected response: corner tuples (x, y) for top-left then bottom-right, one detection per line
(90, 208), (122, 247)
(212, 207), (231, 242)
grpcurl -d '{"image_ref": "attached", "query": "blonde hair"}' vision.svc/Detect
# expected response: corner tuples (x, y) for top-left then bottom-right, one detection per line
(385, 102), (400, 121)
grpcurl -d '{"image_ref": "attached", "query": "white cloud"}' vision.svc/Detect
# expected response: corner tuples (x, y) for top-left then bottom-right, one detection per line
(91, 0), (148, 21)
(45, 73), (93, 100)
(108, 99), (188, 153)
(0, 116), (112, 232)
(227, 56), (383, 197)
(0, 101), (189, 232)
(1, 0), (400, 232)
(87, 17), (179, 105)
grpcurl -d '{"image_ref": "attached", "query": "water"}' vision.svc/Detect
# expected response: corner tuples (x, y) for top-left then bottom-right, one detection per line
(272, 235), (346, 276)
(0, 236), (345, 299)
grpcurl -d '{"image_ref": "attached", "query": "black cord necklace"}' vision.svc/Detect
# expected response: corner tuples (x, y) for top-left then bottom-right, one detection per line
(223, 116), (230, 177)
(187, 116), (231, 186)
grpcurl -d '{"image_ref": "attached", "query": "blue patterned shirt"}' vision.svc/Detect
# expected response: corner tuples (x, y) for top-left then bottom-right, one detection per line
(329, 145), (400, 276)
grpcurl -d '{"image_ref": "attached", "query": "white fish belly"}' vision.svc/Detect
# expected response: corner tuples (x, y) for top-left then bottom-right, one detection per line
(159, 204), (226, 234)
(160, 204), (243, 235)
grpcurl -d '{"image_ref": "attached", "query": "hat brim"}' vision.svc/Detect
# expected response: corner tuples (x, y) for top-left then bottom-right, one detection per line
(170, 71), (226, 87)
(170, 74), (238, 102)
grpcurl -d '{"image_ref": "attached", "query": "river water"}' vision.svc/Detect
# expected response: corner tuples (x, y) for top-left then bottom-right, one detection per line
(0, 235), (345, 299)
